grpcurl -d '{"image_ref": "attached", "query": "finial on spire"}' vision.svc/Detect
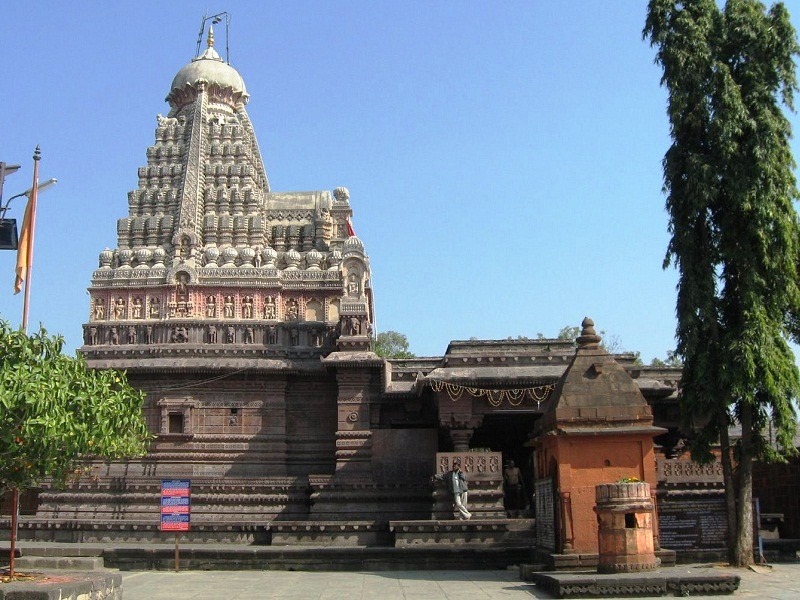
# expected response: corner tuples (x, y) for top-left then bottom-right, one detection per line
(207, 25), (215, 49)
(576, 316), (602, 348)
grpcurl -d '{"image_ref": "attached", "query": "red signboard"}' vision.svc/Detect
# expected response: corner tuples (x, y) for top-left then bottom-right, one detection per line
(161, 479), (190, 532)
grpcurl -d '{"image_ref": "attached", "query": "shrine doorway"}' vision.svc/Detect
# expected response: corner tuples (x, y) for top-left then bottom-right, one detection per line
(469, 412), (539, 509)
(469, 412), (538, 466)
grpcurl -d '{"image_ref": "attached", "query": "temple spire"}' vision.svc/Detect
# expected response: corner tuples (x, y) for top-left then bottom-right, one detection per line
(207, 25), (215, 49)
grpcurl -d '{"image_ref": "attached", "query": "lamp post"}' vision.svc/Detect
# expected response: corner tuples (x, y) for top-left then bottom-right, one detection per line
(0, 162), (22, 205)
(2, 148), (56, 577)
(0, 162), (22, 250)
(4, 148), (57, 330)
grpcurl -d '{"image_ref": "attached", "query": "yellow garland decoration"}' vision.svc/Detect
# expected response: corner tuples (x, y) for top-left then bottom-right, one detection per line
(429, 379), (556, 407)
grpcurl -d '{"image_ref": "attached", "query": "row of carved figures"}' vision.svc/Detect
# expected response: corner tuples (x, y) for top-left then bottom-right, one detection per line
(85, 313), (369, 347)
(91, 295), (336, 322)
(84, 323), (332, 347)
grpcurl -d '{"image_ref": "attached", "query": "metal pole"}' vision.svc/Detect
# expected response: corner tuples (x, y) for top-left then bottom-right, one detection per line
(21, 147), (40, 333)
(9, 488), (18, 576)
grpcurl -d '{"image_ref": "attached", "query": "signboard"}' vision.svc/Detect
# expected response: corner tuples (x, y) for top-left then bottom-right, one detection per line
(161, 479), (190, 532)
(535, 478), (556, 551)
(659, 496), (726, 550)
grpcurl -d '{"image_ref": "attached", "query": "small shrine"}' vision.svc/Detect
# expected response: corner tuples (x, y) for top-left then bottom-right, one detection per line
(531, 318), (669, 568)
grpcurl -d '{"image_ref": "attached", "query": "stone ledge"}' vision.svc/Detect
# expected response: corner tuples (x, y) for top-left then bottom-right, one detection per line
(389, 519), (512, 547)
(531, 548), (676, 570)
(101, 545), (528, 571)
(267, 521), (385, 546)
(0, 571), (121, 600)
(520, 566), (740, 598)
(13, 556), (105, 571)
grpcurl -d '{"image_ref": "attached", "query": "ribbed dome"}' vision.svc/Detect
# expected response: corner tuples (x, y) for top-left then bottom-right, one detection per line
(168, 27), (247, 106)
(343, 235), (365, 255)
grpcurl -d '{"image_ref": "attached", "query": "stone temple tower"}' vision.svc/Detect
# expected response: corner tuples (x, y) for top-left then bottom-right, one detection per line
(83, 28), (373, 357)
(71, 29), (383, 523)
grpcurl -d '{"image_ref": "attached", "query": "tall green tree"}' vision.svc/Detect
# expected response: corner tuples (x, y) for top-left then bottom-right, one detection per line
(373, 330), (415, 358)
(645, 0), (800, 566)
(0, 322), (150, 577)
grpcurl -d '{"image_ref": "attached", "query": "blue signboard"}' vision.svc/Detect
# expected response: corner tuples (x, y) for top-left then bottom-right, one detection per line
(161, 479), (190, 532)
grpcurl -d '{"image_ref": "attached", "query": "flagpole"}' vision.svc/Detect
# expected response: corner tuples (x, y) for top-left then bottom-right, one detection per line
(21, 146), (40, 333)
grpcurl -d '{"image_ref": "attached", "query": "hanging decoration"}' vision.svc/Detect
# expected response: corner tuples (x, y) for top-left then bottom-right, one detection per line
(429, 379), (556, 407)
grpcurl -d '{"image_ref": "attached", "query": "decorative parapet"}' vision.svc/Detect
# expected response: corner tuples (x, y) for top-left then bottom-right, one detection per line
(657, 458), (723, 485)
(435, 452), (501, 480)
(595, 481), (653, 509)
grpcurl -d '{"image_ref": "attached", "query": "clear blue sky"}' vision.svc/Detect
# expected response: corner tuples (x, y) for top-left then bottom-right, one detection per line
(2, 1), (799, 363)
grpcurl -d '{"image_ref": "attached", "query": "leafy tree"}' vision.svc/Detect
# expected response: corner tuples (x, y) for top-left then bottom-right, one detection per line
(373, 330), (415, 358)
(650, 350), (683, 368)
(0, 322), (150, 576)
(556, 325), (581, 341)
(645, 0), (800, 566)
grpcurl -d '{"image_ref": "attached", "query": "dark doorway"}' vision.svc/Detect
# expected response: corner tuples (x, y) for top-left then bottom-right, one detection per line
(469, 412), (537, 466)
(470, 412), (539, 515)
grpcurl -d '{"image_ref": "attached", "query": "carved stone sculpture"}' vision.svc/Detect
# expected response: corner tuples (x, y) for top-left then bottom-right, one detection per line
(114, 298), (126, 319)
(132, 297), (143, 319)
(348, 316), (362, 336)
(286, 298), (299, 320)
(93, 301), (105, 320)
(264, 297), (276, 320)
(242, 296), (254, 319)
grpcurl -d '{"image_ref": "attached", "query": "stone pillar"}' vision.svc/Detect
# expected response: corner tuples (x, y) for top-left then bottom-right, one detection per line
(594, 482), (659, 573)
(449, 429), (473, 452)
(334, 368), (378, 474)
(261, 378), (288, 476)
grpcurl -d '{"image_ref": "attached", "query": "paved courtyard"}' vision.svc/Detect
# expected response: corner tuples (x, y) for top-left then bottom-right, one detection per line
(118, 564), (800, 599)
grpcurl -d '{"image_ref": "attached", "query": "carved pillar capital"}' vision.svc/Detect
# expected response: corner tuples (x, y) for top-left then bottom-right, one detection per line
(449, 428), (473, 452)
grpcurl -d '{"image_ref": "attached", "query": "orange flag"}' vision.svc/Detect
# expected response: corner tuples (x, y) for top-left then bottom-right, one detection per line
(14, 198), (33, 294)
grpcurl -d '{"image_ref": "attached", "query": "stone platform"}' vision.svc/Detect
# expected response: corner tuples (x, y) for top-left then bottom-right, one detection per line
(520, 565), (740, 598)
(3, 539), (534, 572)
(0, 571), (121, 600)
(390, 519), (534, 547)
(531, 547), (676, 570)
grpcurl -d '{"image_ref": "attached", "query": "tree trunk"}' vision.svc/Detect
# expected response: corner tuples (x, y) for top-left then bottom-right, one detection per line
(9, 487), (18, 577)
(718, 419), (738, 565)
(734, 403), (754, 567)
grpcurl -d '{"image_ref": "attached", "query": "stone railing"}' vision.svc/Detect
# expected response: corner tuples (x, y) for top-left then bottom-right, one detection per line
(657, 458), (723, 485)
(435, 452), (502, 480)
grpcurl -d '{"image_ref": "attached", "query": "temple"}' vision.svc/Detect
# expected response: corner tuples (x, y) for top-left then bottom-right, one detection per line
(3, 29), (759, 568)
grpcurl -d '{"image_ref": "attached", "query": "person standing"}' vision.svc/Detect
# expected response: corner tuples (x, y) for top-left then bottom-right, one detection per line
(433, 459), (472, 520)
(503, 460), (525, 517)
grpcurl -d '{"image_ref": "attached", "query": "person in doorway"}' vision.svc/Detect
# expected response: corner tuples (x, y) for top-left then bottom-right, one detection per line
(433, 458), (472, 520)
(504, 460), (526, 517)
